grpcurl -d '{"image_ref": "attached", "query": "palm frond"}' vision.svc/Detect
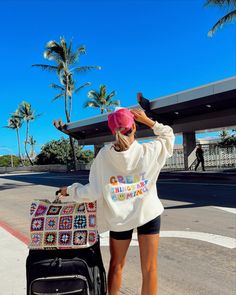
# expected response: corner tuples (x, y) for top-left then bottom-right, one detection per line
(77, 45), (86, 55)
(69, 45), (86, 64)
(105, 108), (112, 113)
(84, 101), (100, 108)
(208, 9), (236, 36)
(60, 37), (67, 59)
(74, 82), (91, 94)
(5, 115), (22, 129)
(18, 101), (32, 118)
(88, 90), (101, 100)
(73, 65), (101, 73)
(107, 99), (120, 107)
(205, 0), (236, 7)
(32, 64), (58, 72)
(100, 85), (106, 98)
(50, 83), (65, 91)
(45, 39), (66, 62)
(52, 93), (64, 101)
(56, 62), (65, 75)
(46, 40), (60, 49)
(106, 90), (116, 101)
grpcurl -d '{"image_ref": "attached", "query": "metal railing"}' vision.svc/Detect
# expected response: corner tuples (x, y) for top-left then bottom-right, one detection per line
(164, 145), (236, 171)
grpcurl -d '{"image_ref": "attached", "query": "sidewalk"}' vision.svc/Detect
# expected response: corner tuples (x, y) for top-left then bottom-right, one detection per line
(160, 169), (236, 182)
(0, 226), (28, 295)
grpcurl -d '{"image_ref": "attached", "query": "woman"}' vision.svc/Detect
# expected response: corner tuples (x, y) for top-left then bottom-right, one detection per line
(60, 108), (175, 295)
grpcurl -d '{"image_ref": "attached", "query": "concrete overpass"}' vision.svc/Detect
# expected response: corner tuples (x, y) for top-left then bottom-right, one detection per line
(54, 76), (236, 169)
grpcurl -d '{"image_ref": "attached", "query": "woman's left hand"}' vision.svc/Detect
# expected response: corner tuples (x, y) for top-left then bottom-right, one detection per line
(59, 187), (69, 197)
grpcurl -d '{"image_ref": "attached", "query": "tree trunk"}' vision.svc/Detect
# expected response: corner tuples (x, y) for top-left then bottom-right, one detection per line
(25, 121), (34, 166)
(65, 78), (77, 171)
(16, 128), (23, 166)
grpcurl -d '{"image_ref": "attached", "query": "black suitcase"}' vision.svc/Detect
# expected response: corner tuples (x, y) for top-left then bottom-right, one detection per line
(26, 240), (107, 295)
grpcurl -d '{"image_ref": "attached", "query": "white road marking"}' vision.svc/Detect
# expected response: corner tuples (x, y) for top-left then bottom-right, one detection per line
(100, 230), (236, 249)
(213, 206), (236, 214)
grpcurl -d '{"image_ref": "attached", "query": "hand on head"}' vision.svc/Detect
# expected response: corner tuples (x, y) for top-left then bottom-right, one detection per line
(130, 108), (155, 128)
(130, 108), (149, 124)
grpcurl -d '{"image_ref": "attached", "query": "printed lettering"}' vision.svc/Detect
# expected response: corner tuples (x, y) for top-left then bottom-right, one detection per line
(110, 176), (118, 186)
(111, 194), (117, 201)
(126, 192), (133, 199)
(136, 189), (143, 196)
(117, 175), (125, 183)
(133, 175), (140, 182)
(115, 187), (120, 193)
(142, 187), (148, 193)
(125, 175), (133, 184)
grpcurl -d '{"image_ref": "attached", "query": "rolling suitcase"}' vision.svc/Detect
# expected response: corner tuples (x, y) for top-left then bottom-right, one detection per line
(26, 241), (106, 295)
(26, 191), (107, 295)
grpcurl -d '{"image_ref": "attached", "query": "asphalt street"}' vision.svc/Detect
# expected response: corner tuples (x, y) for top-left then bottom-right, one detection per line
(0, 171), (235, 295)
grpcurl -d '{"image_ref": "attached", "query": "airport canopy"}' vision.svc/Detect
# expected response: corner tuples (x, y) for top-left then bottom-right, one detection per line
(55, 76), (236, 145)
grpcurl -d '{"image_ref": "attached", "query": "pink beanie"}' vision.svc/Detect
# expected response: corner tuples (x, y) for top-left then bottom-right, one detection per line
(108, 108), (134, 135)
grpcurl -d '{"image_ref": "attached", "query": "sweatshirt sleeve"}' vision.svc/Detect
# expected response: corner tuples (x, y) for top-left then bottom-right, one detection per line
(151, 121), (175, 167)
(67, 151), (103, 202)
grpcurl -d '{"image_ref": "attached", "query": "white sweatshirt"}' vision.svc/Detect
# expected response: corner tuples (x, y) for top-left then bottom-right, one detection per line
(68, 122), (175, 232)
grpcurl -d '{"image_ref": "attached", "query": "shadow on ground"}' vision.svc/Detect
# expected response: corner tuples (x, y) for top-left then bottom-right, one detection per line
(0, 182), (33, 191)
(0, 172), (235, 209)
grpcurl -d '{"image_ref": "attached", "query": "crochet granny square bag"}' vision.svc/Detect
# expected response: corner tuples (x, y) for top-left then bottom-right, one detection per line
(29, 199), (98, 250)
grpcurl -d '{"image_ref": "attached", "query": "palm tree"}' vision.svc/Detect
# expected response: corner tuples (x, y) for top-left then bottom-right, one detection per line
(18, 101), (41, 165)
(50, 79), (91, 119)
(33, 36), (101, 170)
(84, 85), (120, 114)
(5, 111), (23, 164)
(219, 129), (229, 140)
(205, 0), (236, 36)
(28, 136), (36, 160)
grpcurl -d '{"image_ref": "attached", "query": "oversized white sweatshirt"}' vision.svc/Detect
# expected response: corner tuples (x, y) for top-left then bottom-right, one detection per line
(68, 122), (175, 232)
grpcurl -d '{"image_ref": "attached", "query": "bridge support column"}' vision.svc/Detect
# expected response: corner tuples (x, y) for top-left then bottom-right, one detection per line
(183, 132), (196, 170)
(94, 144), (104, 157)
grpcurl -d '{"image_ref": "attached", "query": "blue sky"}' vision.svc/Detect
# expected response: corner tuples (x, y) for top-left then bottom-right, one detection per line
(0, 0), (235, 155)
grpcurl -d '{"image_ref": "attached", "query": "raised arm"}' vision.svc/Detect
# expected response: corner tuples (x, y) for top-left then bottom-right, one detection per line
(131, 108), (175, 166)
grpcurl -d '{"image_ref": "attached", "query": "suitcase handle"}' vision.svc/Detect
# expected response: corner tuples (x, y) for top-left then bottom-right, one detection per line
(55, 189), (62, 196)
(53, 190), (62, 204)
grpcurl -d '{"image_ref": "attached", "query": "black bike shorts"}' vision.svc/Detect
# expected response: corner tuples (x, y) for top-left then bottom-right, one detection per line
(110, 215), (161, 240)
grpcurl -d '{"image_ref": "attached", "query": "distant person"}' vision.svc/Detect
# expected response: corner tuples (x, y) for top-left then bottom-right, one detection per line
(195, 144), (205, 171)
(60, 108), (175, 295)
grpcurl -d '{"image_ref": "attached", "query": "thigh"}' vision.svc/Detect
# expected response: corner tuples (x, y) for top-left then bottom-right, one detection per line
(138, 216), (161, 270)
(109, 237), (132, 265)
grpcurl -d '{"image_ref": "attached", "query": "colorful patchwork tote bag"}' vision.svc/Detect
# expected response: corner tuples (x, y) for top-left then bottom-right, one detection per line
(29, 191), (98, 250)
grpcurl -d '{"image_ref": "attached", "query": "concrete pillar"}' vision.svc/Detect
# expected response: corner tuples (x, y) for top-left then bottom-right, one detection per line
(183, 132), (196, 170)
(94, 144), (104, 157)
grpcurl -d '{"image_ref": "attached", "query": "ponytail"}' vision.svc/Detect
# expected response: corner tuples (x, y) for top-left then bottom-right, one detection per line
(113, 128), (132, 152)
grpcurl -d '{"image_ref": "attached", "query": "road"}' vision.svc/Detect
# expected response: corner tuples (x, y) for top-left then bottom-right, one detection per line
(0, 171), (235, 295)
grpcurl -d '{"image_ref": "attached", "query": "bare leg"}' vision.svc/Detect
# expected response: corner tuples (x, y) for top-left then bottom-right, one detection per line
(138, 234), (160, 295)
(108, 237), (131, 295)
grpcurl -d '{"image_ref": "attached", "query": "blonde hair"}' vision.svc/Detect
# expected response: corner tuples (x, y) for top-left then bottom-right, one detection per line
(113, 128), (132, 152)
